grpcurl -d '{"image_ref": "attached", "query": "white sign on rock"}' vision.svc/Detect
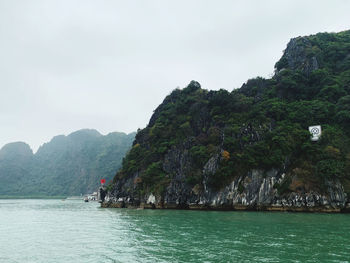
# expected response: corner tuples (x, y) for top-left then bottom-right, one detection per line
(309, 125), (322, 141)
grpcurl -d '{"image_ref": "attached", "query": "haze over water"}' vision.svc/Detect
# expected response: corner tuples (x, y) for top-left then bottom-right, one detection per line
(0, 199), (349, 262)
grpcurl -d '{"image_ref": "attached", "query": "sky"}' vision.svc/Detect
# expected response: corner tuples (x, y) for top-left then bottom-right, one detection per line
(1, 0), (350, 152)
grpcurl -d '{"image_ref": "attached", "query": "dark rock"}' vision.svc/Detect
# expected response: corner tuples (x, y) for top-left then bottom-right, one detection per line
(276, 37), (319, 76)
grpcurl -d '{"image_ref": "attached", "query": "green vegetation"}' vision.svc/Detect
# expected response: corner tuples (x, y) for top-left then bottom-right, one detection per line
(0, 129), (135, 197)
(114, 30), (350, 196)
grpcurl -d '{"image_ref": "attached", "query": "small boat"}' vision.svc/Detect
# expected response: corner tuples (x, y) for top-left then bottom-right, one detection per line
(84, 197), (89, 202)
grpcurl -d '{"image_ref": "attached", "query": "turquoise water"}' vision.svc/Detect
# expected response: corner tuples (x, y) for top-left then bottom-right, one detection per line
(0, 200), (349, 262)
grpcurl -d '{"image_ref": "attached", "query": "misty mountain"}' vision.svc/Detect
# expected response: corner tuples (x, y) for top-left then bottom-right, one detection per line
(0, 129), (135, 197)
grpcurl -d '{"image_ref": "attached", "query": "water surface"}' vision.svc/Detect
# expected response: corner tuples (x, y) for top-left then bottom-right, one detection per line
(0, 199), (349, 262)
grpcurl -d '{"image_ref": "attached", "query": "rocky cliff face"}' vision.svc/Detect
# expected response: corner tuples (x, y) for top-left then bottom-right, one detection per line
(275, 37), (319, 76)
(103, 30), (350, 212)
(103, 151), (349, 212)
(103, 122), (350, 212)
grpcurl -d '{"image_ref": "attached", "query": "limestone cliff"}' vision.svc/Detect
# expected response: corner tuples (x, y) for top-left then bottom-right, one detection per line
(103, 30), (350, 212)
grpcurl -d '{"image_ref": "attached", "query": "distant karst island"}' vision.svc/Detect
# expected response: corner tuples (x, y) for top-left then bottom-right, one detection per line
(0, 129), (135, 198)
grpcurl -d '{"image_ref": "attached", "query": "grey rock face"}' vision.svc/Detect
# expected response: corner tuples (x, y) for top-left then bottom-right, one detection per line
(103, 119), (348, 212)
(104, 122), (349, 212)
(104, 162), (349, 212)
(278, 37), (319, 76)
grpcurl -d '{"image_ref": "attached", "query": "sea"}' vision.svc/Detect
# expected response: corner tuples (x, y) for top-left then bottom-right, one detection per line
(0, 199), (349, 263)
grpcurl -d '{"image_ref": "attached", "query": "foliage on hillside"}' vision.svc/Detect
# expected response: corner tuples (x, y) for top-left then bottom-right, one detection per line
(115, 30), (350, 196)
(0, 130), (135, 196)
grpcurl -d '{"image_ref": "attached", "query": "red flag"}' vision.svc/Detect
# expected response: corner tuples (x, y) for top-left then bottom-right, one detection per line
(100, 179), (106, 184)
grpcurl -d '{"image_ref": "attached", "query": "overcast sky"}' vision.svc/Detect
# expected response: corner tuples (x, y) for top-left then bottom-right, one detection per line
(1, 0), (350, 152)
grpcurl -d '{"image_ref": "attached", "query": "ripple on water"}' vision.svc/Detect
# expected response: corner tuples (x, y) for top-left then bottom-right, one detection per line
(1, 200), (350, 263)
